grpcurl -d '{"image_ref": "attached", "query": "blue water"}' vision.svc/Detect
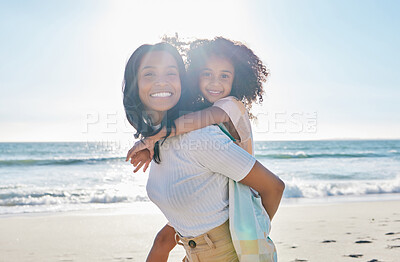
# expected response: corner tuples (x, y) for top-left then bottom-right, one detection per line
(0, 140), (399, 215)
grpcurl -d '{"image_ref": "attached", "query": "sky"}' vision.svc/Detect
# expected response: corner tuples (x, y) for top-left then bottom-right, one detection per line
(0, 0), (399, 142)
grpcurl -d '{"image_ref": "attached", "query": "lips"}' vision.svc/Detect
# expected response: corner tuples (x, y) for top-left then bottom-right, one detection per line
(150, 91), (173, 98)
(206, 89), (223, 96)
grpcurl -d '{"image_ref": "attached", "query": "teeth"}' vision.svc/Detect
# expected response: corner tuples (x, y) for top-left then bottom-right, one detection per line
(208, 90), (222, 94)
(150, 92), (172, 97)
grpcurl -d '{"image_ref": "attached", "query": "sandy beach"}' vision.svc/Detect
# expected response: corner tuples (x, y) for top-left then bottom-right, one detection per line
(0, 200), (399, 262)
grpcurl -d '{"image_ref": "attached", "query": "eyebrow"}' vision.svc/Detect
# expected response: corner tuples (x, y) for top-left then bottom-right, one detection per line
(202, 68), (233, 74)
(141, 65), (178, 71)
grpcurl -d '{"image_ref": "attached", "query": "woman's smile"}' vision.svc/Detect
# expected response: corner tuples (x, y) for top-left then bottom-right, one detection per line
(150, 91), (173, 97)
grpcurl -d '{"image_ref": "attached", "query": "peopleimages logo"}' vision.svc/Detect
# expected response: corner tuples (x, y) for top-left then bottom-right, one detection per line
(252, 111), (317, 134)
(81, 110), (318, 135)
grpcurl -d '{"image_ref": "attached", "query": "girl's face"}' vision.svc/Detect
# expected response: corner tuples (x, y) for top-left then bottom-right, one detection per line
(138, 50), (182, 115)
(198, 55), (234, 103)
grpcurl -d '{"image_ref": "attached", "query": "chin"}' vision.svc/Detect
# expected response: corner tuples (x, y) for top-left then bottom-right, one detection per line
(153, 102), (179, 112)
(206, 97), (220, 103)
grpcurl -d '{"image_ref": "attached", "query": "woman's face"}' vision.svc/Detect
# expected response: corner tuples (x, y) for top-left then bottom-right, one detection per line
(199, 55), (234, 103)
(138, 50), (182, 115)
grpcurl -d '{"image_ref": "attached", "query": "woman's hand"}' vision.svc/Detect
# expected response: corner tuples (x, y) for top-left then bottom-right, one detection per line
(126, 138), (157, 163)
(130, 149), (152, 173)
(239, 161), (285, 220)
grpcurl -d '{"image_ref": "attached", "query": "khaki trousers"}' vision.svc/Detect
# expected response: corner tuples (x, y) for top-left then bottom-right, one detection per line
(175, 220), (239, 262)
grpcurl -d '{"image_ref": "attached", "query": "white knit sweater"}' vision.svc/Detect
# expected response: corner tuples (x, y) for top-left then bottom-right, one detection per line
(146, 125), (256, 237)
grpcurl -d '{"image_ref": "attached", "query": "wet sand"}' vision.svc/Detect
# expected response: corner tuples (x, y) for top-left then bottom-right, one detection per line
(0, 200), (399, 262)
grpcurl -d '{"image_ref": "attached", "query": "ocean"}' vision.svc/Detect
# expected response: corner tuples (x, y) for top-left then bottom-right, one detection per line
(1, 140), (399, 215)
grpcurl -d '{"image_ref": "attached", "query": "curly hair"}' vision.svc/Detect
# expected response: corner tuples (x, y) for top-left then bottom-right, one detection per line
(186, 37), (269, 116)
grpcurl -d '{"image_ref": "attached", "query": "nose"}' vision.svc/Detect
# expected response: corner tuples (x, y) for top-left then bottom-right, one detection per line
(209, 75), (217, 82)
(154, 76), (168, 87)
(209, 77), (220, 86)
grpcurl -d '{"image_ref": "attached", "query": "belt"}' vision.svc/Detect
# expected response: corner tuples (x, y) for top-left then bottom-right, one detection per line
(175, 232), (216, 249)
(174, 220), (229, 249)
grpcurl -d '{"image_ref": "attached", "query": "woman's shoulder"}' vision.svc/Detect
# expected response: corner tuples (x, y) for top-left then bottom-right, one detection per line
(181, 125), (230, 143)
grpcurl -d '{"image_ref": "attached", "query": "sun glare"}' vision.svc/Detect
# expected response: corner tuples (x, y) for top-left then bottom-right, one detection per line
(103, 0), (249, 44)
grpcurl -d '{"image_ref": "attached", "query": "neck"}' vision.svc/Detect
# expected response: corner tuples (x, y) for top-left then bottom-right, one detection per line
(143, 110), (165, 126)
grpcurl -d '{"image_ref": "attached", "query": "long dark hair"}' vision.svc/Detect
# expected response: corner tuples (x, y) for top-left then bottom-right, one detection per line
(186, 37), (269, 116)
(122, 42), (191, 163)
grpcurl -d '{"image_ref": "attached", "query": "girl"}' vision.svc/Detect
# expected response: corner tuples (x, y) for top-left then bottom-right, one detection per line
(126, 37), (274, 261)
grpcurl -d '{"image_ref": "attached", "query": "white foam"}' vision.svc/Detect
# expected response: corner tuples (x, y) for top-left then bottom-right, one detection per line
(283, 176), (400, 198)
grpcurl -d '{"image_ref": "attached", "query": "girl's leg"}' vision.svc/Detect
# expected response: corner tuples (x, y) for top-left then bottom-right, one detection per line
(146, 224), (177, 262)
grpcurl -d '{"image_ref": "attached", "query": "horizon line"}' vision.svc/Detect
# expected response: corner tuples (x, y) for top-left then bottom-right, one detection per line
(1, 137), (400, 143)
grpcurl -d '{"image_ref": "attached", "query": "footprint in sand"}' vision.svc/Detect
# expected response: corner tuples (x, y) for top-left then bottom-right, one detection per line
(367, 259), (380, 262)
(387, 245), (400, 249)
(389, 237), (400, 241)
(293, 259), (307, 262)
(385, 232), (400, 235)
(321, 240), (336, 243)
(113, 256), (134, 261)
(355, 240), (372, 244)
(345, 254), (363, 258)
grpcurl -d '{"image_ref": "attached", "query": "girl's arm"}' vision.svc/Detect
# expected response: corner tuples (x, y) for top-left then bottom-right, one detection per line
(146, 224), (177, 262)
(173, 106), (230, 136)
(130, 149), (151, 173)
(148, 106), (230, 141)
(239, 161), (285, 220)
(126, 106), (230, 162)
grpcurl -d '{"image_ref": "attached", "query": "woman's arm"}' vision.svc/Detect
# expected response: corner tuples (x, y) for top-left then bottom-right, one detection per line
(239, 161), (285, 220)
(185, 127), (285, 220)
(177, 124), (285, 221)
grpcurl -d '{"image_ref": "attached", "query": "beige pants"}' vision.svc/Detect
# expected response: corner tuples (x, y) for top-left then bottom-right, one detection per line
(175, 220), (239, 262)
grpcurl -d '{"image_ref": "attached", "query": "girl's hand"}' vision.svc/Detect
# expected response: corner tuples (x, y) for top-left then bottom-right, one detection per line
(130, 149), (152, 173)
(126, 138), (156, 163)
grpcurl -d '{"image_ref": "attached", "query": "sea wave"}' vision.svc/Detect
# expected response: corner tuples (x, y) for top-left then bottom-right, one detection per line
(255, 151), (390, 159)
(0, 156), (123, 167)
(2, 178), (399, 210)
(0, 188), (149, 208)
(283, 177), (400, 198)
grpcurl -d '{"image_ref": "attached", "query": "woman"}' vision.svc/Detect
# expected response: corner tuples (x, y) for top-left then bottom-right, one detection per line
(123, 42), (285, 261)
